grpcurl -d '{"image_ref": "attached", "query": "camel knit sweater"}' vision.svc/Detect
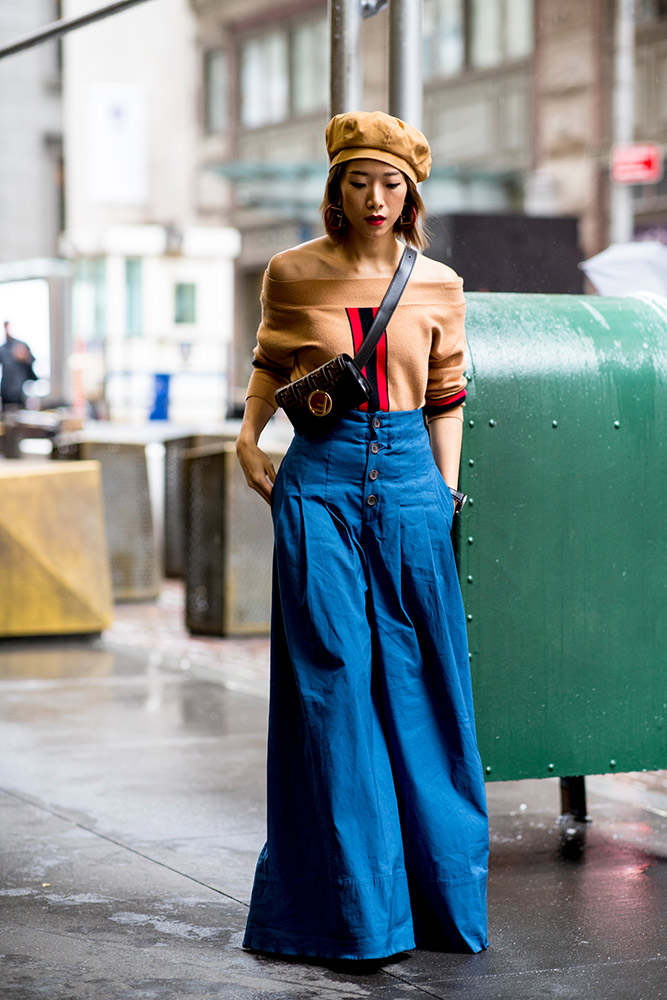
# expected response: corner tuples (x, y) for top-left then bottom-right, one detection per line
(246, 264), (468, 422)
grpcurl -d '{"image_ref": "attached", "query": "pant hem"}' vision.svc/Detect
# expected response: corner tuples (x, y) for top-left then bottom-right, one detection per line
(242, 928), (416, 962)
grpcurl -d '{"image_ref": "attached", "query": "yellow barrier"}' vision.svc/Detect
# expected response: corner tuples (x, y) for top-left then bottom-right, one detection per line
(0, 461), (113, 636)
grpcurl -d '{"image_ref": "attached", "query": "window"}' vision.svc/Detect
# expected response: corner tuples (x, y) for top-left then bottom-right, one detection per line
(51, 0), (63, 87)
(470, 0), (503, 68)
(424, 0), (533, 80)
(240, 31), (289, 128)
(423, 0), (464, 78)
(292, 19), (330, 115)
(504, 0), (534, 60)
(174, 283), (196, 324)
(73, 258), (106, 343)
(238, 16), (329, 128)
(470, 0), (533, 69)
(636, 0), (667, 19)
(204, 49), (227, 134)
(125, 258), (142, 336)
(44, 134), (65, 249)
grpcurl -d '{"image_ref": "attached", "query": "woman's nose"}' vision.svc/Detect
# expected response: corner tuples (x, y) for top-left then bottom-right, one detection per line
(367, 187), (383, 209)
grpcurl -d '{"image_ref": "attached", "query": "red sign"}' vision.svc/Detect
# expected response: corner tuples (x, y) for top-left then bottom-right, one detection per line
(611, 143), (663, 184)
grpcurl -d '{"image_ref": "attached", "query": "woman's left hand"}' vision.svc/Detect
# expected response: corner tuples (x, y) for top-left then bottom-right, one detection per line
(428, 412), (463, 488)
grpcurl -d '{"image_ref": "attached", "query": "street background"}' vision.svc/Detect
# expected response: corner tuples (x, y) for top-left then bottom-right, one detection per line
(2, 582), (667, 999)
(2, 1), (667, 997)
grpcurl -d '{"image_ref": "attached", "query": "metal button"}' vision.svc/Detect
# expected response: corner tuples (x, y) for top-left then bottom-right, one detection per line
(372, 417), (381, 429)
(370, 441), (380, 454)
(369, 469), (378, 481)
(367, 495), (377, 506)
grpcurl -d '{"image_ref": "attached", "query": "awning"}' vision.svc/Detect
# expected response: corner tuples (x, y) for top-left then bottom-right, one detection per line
(211, 161), (517, 184)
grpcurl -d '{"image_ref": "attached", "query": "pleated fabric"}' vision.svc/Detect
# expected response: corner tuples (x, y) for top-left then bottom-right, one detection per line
(243, 408), (489, 960)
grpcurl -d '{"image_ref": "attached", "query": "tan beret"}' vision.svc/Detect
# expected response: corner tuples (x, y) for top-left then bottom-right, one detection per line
(325, 110), (432, 184)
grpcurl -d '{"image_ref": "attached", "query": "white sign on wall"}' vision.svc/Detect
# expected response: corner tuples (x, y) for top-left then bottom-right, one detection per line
(87, 82), (148, 205)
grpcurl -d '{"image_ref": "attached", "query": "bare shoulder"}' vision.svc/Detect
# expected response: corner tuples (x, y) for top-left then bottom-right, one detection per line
(267, 237), (336, 281)
(414, 253), (461, 283)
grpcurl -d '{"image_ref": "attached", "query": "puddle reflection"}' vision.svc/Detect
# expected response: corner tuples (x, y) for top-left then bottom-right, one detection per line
(0, 645), (115, 681)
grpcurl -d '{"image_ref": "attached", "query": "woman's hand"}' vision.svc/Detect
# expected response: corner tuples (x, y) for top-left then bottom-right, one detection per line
(236, 437), (276, 505)
(236, 396), (278, 505)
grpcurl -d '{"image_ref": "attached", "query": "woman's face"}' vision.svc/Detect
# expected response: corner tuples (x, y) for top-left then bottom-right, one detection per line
(339, 159), (408, 239)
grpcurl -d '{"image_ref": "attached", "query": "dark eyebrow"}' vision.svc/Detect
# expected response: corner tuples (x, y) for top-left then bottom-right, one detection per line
(348, 169), (401, 178)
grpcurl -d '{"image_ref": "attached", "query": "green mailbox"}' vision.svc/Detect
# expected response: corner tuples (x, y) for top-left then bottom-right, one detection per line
(459, 293), (667, 786)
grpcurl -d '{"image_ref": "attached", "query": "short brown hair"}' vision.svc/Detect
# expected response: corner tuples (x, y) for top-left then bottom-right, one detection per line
(320, 164), (429, 250)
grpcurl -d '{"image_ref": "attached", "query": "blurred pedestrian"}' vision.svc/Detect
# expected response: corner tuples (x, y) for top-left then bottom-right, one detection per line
(0, 321), (37, 410)
(236, 111), (488, 962)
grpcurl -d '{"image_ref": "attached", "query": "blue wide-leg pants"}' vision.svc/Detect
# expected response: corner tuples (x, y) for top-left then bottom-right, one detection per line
(243, 409), (489, 960)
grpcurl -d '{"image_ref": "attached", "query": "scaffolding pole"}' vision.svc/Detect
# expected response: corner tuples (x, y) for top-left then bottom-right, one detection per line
(329, 0), (362, 116)
(388, 0), (422, 128)
(0, 0), (157, 61)
(610, 0), (636, 243)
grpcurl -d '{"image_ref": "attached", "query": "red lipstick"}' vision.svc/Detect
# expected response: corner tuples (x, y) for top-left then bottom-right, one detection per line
(365, 215), (386, 226)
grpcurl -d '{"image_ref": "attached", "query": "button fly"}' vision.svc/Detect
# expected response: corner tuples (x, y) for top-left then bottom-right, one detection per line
(369, 469), (378, 481)
(372, 417), (381, 429)
(366, 495), (377, 506)
(370, 442), (380, 454)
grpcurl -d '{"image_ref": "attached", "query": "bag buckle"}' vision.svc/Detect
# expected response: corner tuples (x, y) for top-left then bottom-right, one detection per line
(307, 389), (333, 417)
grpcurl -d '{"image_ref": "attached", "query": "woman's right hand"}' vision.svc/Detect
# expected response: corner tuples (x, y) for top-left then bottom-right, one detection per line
(236, 437), (276, 505)
(236, 397), (280, 504)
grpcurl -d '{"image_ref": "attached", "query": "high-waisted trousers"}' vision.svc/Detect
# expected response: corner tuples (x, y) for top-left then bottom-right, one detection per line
(243, 408), (489, 960)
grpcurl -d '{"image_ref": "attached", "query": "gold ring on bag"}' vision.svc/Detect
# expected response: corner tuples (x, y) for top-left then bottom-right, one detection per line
(307, 390), (334, 417)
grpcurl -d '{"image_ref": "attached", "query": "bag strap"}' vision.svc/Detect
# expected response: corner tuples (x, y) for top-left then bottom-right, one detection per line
(353, 246), (417, 371)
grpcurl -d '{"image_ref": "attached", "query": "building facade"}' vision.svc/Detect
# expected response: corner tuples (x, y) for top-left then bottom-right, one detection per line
(189, 0), (534, 407)
(6, 1), (666, 420)
(633, 1), (667, 237)
(188, 0), (667, 411)
(0, 1), (64, 264)
(61, 0), (239, 422)
(0, 2), (67, 404)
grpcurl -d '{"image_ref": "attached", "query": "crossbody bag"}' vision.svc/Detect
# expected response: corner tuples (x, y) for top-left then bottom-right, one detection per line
(274, 247), (417, 435)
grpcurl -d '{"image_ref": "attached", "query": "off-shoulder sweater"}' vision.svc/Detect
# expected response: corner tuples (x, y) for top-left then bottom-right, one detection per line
(246, 265), (468, 422)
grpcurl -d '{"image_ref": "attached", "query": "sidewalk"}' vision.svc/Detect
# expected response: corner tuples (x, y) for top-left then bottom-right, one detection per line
(1, 584), (666, 999)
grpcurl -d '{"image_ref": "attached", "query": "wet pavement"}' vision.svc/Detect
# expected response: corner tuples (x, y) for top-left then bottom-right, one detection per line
(1, 584), (666, 999)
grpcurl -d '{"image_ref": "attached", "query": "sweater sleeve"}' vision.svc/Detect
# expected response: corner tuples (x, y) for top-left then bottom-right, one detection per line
(424, 283), (468, 424)
(245, 274), (296, 412)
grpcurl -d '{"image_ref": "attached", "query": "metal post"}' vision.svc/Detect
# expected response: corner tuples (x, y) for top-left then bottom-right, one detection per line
(329, 0), (362, 116)
(388, 0), (422, 128)
(559, 776), (588, 823)
(610, 0), (635, 243)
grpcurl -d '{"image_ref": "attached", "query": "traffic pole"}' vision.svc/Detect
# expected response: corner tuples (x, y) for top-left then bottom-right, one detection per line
(610, 0), (636, 244)
(388, 0), (422, 129)
(329, 0), (362, 116)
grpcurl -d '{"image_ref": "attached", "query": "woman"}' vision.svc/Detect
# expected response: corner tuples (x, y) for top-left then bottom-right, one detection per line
(236, 111), (489, 961)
